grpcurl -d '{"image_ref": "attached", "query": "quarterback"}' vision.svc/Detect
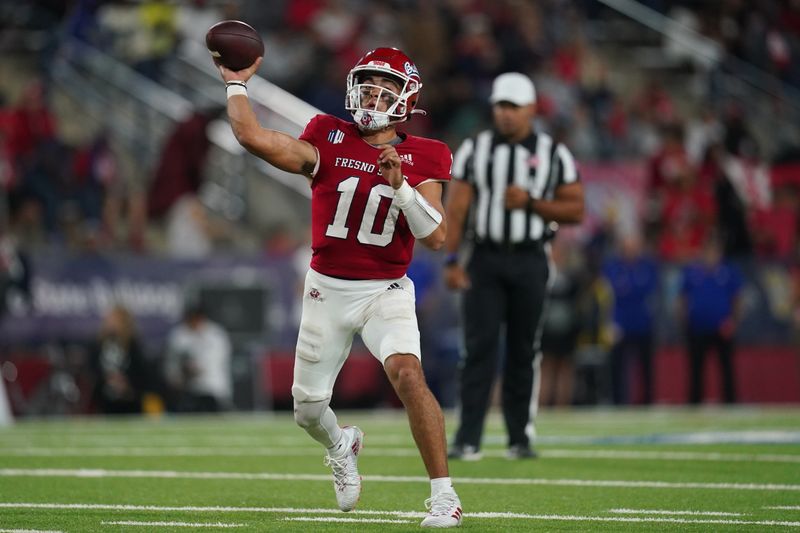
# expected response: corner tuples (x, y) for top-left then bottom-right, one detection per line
(218, 47), (462, 528)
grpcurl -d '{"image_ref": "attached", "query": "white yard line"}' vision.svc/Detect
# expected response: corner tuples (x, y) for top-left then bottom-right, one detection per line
(765, 506), (800, 510)
(1, 468), (799, 492)
(472, 515), (800, 527)
(283, 517), (412, 524)
(0, 447), (346, 457)
(100, 521), (242, 528)
(0, 435), (411, 447)
(2, 446), (800, 464)
(0, 529), (64, 533)
(1, 503), (798, 528)
(609, 508), (743, 516)
(0, 437), (270, 447)
(0, 503), (422, 515)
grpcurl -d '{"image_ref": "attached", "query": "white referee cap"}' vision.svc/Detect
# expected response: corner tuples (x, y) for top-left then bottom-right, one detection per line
(489, 72), (536, 106)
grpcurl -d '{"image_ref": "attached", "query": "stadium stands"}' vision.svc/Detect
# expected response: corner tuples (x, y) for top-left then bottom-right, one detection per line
(1, 0), (798, 414)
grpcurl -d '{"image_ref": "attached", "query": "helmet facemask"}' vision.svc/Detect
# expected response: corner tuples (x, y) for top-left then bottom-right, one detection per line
(346, 68), (420, 132)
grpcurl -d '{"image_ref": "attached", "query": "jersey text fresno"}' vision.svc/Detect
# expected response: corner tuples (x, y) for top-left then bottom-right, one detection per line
(335, 157), (377, 174)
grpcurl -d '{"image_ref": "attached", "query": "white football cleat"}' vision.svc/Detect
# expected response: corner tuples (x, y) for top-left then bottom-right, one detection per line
(447, 444), (482, 461)
(323, 426), (364, 512)
(420, 489), (463, 528)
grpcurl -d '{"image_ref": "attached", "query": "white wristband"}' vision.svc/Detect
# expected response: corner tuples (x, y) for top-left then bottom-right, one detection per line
(394, 180), (442, 239)
(226, 85), (247, 99)
(394, 180), (415, 208)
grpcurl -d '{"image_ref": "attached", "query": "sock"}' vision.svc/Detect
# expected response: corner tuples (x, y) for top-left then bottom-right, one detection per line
(430, 477), (452, 497)
(297, 403), (341, 449)
(326, 427), (349, 457)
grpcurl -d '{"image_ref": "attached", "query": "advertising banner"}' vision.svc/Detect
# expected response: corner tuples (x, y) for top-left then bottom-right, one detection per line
(0, 252), (298, 348)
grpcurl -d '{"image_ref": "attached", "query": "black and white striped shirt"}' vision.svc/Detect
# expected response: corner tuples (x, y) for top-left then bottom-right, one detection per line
(452, 130), (579, 245)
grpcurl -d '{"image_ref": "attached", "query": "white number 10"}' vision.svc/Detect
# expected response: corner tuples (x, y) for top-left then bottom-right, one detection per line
(325, 176), (401, 247)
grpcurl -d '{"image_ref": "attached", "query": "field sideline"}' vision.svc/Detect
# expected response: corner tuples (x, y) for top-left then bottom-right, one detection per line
(1, 407), (799, 532)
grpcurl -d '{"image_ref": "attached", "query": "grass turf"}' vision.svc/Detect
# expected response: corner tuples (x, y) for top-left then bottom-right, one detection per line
(1, 407), (799, 532)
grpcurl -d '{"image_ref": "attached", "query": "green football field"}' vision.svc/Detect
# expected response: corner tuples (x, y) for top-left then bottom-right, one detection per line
(1, 407), (800, 532)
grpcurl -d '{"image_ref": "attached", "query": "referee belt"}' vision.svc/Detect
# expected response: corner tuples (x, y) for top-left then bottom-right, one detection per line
(474, 240), (543, 253)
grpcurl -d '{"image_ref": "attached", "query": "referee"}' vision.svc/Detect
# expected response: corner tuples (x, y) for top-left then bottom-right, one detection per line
(444, 72), (584, 460)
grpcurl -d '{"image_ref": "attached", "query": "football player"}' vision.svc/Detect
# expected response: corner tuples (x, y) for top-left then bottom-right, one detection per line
(218, 47), (462, 528)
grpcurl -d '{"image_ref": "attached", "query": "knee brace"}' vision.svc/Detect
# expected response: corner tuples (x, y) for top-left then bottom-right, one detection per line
(293, 398), (331, 429)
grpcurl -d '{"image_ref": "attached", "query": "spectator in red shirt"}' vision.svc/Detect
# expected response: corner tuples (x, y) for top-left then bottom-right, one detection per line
(5, 81), (56, 173)
(647, 124), (716, 262)
(146, 107), (223, 219)
(751, 183), (798, 261)
(645, 124), (693, 245)
(658, 172), (717, 262)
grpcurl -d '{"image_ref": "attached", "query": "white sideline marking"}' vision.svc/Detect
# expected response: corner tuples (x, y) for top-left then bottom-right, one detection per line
(2, 446), (800, 464)
(1, 503), (798, 528)
(592, 430), (800, 445)
(284, 517), (412, 524)
(766, 506), (800, 510)
(101, 521), (243, 528)
(1, 468), (800, 492)
(471, 515), (800, 527)
(609, 508), (743, 516)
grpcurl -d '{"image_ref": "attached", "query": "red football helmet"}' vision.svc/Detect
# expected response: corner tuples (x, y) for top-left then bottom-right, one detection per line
(345, 47), (424, 131)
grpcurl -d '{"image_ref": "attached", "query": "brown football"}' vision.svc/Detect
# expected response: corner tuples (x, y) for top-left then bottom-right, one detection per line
(205, 20), (264, 71)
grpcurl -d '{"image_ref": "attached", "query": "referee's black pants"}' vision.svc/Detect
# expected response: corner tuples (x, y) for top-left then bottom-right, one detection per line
(454, 243), (550, 450)
(687, 330), (736, 404)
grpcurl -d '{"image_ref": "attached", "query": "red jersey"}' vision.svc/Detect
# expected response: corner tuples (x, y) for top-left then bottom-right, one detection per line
(299, 114), (451, 279)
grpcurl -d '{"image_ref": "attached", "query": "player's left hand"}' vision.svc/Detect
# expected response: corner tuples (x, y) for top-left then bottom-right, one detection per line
(377, 145), (404, 189)
(505, 185), (531, 210)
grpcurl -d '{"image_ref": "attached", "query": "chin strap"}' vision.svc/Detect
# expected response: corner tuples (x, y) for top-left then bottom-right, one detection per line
(394, 180), (442, 239)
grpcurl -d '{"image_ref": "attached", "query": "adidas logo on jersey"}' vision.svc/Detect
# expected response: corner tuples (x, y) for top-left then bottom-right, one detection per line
(386, 282), (403, 291)
(399, 153), (414, 166)
(328, 129), (345, 144)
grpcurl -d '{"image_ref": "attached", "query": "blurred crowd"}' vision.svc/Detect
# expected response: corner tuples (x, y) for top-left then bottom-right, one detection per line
(0, 0), (799, 414)
(660, 0), (800, 87)
(0, 1), (796, 255)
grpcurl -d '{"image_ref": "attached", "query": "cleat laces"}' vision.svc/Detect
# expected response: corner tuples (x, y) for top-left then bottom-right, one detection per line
(324, 452), (359, 492)
(424, 491), (460, 517)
